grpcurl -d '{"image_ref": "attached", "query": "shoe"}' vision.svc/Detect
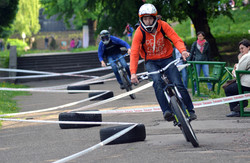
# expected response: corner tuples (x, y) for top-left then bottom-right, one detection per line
(232, 100), (248, 112)
(189, 112), (197, 120)
(120, 84), (125, 90)
(226, 111), (240, 117)
(163, 110), (175, 121)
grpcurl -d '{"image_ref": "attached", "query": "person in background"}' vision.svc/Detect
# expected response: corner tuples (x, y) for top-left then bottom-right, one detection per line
(224, 39), (250, 117)
(44, 36), (49, 49)
(70, 38), (75, 49)
(172, 43), (189, 89)
(75, 38), (82, 48)
(130, 3), (196, 121)
(0, 39), (3, 51)
(123, 23), (134, 42)
(189, 31), (212, 91)
(98, 30), (131, 89)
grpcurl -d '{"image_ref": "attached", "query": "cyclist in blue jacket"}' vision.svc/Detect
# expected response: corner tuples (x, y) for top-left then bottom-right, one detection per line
(98, 30), (131, 89)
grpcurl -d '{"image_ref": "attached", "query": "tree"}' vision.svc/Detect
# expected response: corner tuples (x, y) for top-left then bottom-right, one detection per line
(87, 0), (143, 36)
(12, 0), (40, 38)
(151, 0), (243, 59)
(40, 0), (143, 45)
(40, 0), (100, 46)
(0, 0), (19, 38)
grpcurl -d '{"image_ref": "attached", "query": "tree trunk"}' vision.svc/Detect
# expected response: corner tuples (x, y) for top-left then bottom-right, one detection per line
(88, 19), (96, 46)
(188, 7), (220, 60)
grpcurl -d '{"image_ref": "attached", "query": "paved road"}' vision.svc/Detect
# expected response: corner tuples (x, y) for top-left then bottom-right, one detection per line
(0, 78), (250, 163)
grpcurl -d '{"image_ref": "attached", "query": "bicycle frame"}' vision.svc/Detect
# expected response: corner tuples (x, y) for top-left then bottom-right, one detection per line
(107, 54), (136, 99)
(139, 57), (199, 147)
(146, 58), (191, 120)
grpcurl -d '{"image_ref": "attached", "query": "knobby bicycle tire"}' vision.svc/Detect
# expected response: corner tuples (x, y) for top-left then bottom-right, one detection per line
(119, 69), (136, 99)
(170, 96), (199, 147)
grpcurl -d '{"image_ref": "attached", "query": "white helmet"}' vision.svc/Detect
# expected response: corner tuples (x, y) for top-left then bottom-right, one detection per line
(100, 30), (110, 45)
(138, 4), (158, 33)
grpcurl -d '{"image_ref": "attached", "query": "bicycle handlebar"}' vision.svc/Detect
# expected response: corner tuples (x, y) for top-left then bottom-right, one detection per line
(137, 58), (182, 82)
(148, 58), (181, 75)
(106, 53), (129, 66)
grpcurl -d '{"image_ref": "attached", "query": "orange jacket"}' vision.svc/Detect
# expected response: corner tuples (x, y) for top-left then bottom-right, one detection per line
(130, 20), (186, 74)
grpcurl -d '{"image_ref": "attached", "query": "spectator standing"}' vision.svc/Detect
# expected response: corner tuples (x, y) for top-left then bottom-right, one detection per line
(44, 36), (49, 49)
(173, 45), (188, 89)
(75, 38), (82, 48)
(224, 39), (250, 117)
(7, 43), (10, 50)
(189, 31), (212, 91)
(123, 23), (134, 42)
(70, 38), (75, 49)
(0, 39), (3, 51)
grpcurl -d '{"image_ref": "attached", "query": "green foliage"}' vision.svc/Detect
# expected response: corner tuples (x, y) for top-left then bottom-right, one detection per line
(40, 0), (96, 29)
(209, 7), (250, 35)
(173, 8), (250, 52)
(173, 7), (250, 39)
(0, 82), (30, 115)
(7, 39), (28, 52)
(70, 46), (98, 52)
(0, 39), (28, 67)
(12, 0), (40, 37)
(95, 0), (143, 36)
(0, 0), (18, 37)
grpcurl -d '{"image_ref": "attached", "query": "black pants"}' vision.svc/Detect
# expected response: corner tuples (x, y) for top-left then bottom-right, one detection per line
(224, 82), (250, 111)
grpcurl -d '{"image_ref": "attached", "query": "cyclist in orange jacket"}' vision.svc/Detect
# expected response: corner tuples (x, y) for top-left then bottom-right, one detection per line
(130, 3), (196, 121)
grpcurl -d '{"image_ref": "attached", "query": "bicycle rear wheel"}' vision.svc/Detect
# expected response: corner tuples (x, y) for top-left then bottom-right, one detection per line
(170, 96), (199, 147)
(120, 69), (136, 99)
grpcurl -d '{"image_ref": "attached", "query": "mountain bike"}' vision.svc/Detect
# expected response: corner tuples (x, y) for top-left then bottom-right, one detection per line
(138, 58), (199, 147)
(107, 54), (136, 99)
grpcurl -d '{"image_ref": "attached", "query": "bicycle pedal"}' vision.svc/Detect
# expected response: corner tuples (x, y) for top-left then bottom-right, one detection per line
(173, 120), (178, 126)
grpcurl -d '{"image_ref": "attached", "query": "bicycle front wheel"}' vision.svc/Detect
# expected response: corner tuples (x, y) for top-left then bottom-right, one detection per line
(120, 69), (136, 99)
(170, 96), (199, 147)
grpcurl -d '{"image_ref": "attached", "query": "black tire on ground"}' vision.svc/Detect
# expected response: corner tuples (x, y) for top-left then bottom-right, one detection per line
(99, 124), (146, 145)
(59, 112), (102, 129)
(170, 96), (199, 147)
(67, 85), (90, 94)
(89, 81), (104, 85)
(88, 91), (114, 101)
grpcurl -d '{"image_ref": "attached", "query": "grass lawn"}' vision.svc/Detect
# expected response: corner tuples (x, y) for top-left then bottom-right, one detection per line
(0, 82), (30, 126)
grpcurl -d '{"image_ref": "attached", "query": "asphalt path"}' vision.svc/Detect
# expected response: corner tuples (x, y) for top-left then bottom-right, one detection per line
(0, 78), (250, 163)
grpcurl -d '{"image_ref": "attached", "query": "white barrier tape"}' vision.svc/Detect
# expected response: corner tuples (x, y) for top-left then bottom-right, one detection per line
(0, 67), (111, 79)
(0, 91), (110, 117)
(0, 80), (152, 118)
(0, 87), (110, 93)
(69, 73), (114, 87)
(75, 93), (250, 114)
(0, 74), (96, 80)
(0, 59), (144, 80)
(71, 82), (154, 112)
(53, 124), (137, 163)
(76, 107), (161, 114)
(0, 69), (99, 80)
(11, 72), (114, 91)
(0, 77), (116, 92)
(193, 93), (250, 108)
(0, 118), (135, 125)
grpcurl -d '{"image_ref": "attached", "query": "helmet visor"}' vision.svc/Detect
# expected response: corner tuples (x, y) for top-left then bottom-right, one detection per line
(101, 35), (109, 42)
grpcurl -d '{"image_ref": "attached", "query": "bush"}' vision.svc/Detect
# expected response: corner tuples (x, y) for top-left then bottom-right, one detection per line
(6, 39), (28, 52)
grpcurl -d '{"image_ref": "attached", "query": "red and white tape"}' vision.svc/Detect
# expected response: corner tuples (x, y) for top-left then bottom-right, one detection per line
(76, 93), (250, 114)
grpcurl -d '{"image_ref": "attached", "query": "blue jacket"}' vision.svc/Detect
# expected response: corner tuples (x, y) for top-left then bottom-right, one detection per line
(98, 35), (130, 62)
